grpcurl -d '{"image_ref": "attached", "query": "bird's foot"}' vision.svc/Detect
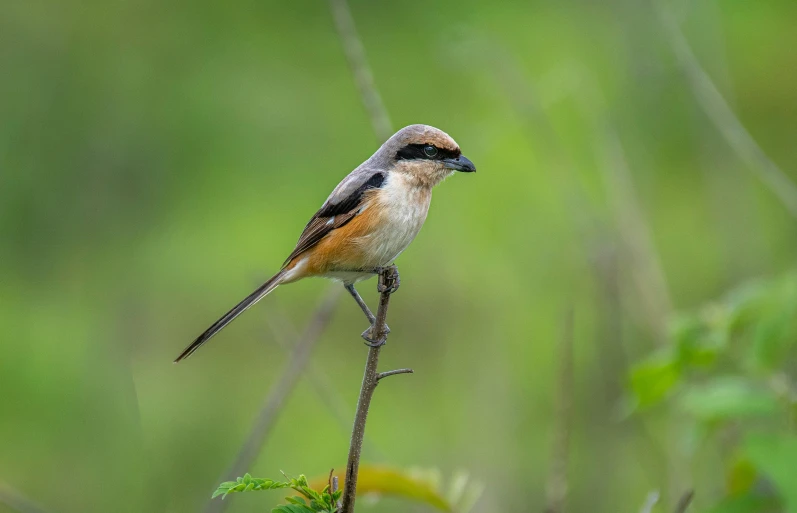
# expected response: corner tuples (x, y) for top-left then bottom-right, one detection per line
(375, 265), (400, 294)
(362, 327), (387, 347)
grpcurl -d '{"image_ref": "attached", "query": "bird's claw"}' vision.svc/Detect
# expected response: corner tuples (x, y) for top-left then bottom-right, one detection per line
(376, 265), (400, 294)
(361, 327), (387, 347)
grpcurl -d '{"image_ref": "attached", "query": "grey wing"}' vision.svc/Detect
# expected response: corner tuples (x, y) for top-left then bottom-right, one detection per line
(324, 166), (383, 208)
(282, 169), (386, 266)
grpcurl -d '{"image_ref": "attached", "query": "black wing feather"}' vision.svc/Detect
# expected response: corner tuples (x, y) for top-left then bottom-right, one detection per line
(283, 172), (385, 266)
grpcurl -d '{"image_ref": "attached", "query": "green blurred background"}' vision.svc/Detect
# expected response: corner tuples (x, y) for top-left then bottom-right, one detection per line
(2, 0), (796, 512)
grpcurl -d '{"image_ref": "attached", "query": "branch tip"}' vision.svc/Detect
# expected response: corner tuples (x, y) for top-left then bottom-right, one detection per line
(377, 368), (414, 381)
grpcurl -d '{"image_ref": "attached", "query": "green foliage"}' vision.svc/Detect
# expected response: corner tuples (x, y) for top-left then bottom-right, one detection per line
(273, 505), (316, 513)
(212, 473), (341, 513)
(630, 271), (797, 512)
(212, 473), (291, 500)
(744, 435), (797, 511)
(679, 377), (781, 422)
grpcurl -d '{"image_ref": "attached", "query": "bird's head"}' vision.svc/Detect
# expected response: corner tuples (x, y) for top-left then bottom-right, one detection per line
(375, 124), (476, 187)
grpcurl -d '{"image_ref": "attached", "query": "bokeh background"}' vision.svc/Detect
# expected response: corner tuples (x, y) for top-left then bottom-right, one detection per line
(2, 0), (797, 512)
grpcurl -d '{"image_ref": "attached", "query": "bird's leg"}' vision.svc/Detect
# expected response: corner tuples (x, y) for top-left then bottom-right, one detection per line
(360, 265), (400, 347)
(345, 283), (390, 346)
(344, 283), (376, 324)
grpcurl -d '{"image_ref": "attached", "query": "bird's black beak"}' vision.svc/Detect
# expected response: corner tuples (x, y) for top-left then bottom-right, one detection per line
(443, 155), (476, 173)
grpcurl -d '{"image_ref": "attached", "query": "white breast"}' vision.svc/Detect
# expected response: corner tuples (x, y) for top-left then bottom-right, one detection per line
(359, 172), (431, 267)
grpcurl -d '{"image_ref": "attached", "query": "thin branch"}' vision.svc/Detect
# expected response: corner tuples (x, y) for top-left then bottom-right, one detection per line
(673, 490), (694, 513)
(377, 368), (413, 381)
(0, 481), (53, 513)
(656, 2), (797, 219)
(204, 287), (341, 513)
(332, 473), (342, 511)
(340, 267), (408, 513)
(328, 0), (393, 142)
(639, 491), (660, 513)
(544, 308), (574, 513)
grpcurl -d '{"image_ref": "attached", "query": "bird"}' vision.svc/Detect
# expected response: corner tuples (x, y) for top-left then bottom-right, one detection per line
(174, 124), (475, 362)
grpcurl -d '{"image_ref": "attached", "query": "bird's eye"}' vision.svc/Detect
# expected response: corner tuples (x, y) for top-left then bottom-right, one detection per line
(423, 145), (438, 158)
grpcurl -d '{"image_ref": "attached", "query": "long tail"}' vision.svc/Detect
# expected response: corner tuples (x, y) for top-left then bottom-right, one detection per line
(174, 270), (286, 362)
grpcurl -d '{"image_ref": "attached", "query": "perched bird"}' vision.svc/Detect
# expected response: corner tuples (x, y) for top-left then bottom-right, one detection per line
(174, 124), (475, 362)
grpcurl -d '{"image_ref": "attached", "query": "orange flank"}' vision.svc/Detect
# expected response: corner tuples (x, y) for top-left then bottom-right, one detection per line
(290, 193), (384, 278)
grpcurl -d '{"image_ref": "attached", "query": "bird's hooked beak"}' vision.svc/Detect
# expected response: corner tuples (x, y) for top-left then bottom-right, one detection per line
(443, 155), (476, 173)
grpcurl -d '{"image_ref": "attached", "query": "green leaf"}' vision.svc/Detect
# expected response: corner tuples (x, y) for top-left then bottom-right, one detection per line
(629, 350), (681, 408)
(723, 278), (769, 332)
(679, 377), (780, 422)
(726, 457), (757, 496)
(212, 475), (291, 500)
(271, 504), (317, 513)
(744, 434), (797, 512)
(703, 493), (780, 513)
(671, 313), (724, 369)
(750, 299), (797, 371)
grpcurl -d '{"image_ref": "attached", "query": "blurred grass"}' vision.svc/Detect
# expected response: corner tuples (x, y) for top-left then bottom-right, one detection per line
(1, 0), (797, 512)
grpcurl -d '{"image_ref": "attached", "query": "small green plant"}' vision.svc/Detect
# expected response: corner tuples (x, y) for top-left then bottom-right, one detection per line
(628, 271), (797, 512)
(212, 473), (341, 513)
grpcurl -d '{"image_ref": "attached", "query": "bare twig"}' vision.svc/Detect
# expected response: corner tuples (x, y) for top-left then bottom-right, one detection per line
(673, 490), (694, 513)
(328, 0), (393, 142)
(204, 287), (341, 513)
(639, 491), (660, 513)
(377, 368), (413, 381)
(0, 481), (53, 513)
(332, 472), (342, 510)
(340, 267), (410, 513)
(544, 308), (574, 513)
(656, 2), (797, 219)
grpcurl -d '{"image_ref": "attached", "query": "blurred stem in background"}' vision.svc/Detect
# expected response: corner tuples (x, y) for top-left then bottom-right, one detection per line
(204, 288), (340, 513)
(328, 0), (392, 143)
(265, 307), (369, 448)
(655, 1), (797, 220)
(544, 308), (574, 513)
(0, 480), (54, 513)
(477, 38), (675, 505)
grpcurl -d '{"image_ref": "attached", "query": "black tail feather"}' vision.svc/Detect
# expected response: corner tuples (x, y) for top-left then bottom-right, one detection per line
(174, 271), (285, 362)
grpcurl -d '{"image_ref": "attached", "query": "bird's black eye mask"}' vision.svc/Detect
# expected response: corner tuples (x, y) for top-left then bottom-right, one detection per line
(395, 143), (461, 162)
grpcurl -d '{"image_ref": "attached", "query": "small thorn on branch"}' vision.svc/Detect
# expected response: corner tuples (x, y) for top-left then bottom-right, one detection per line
(328, 468), (336, 491)
(332, 474), (341, 510)
(377, 368), (414, 381)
